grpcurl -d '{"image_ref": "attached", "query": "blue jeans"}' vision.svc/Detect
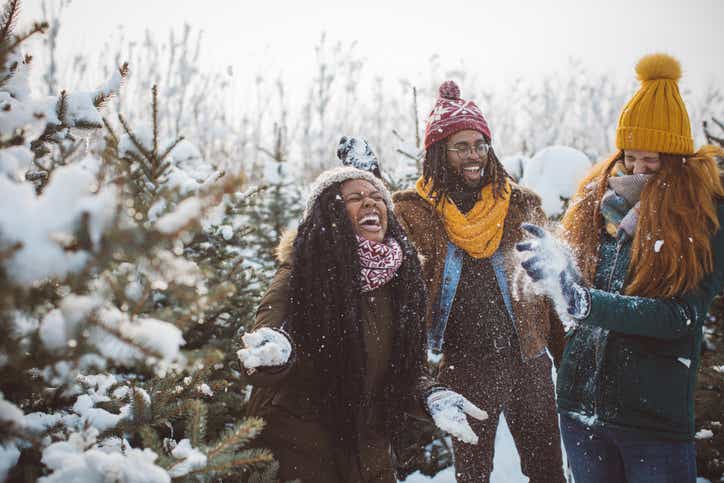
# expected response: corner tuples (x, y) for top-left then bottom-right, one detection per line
(560, 413), (696, 483)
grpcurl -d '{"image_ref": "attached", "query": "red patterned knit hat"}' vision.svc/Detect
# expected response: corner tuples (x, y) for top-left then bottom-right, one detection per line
(423, 80), (491, 149)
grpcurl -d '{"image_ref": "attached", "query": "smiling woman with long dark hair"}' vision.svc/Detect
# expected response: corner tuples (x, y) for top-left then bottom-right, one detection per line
(238, 166), (486, 482)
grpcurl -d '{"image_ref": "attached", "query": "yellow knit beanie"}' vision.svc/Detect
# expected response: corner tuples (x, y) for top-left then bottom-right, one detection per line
(615, 53), (694, 155)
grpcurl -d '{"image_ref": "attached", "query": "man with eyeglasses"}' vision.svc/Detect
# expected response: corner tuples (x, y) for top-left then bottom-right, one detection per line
(393, 81), (565, 482)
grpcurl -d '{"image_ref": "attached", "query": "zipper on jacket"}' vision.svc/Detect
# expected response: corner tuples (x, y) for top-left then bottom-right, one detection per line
(594, 235), (626, 421)
(606, 235), (626, 293)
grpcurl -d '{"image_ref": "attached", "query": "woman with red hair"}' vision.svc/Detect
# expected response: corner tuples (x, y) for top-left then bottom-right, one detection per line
(517, 53), (724, 482)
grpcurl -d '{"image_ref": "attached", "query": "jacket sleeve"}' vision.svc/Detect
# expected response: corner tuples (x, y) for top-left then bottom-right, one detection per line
(547, 303), (566, 368)
(243, 264), (297, 387)
(408, 372), (445, 420)
(582, 205), (724, 340)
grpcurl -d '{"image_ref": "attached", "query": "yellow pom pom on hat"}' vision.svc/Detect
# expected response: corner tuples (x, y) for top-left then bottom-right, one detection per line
(615, 53), (694, 155)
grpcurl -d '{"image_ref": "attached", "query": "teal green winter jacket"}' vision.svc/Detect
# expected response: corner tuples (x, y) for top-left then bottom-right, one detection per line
(556, 203), (724, 441)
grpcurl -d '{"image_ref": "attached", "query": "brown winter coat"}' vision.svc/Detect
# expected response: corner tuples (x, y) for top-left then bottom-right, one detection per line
(393, 183), (566, 482)
(245, 233), (432, 483)
(392, 182), (565, 365)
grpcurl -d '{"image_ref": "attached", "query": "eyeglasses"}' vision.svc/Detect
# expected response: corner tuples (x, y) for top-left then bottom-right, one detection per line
(447, 143), (490, 160)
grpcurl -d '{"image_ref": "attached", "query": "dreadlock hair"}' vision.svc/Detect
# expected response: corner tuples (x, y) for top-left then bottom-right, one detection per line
(422, 136), (511, 209)
(287, 182), (427, 458)
(562, 145), (724, 298)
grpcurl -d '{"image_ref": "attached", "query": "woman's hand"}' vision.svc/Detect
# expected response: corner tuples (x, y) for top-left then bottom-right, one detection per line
(426, 389), (488, 444)
(237, 327), (292, 371)
(516, 223), (590, 320)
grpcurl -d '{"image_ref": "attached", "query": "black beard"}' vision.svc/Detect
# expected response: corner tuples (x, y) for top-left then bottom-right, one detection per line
(447, 168), (484, 193)
(446, 169), (484, 213)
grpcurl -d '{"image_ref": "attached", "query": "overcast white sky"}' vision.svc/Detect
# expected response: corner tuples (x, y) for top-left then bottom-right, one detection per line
(22, 0), (724, 96)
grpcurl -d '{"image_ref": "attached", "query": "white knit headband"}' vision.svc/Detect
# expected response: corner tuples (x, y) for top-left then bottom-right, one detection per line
(302, 166), (393, 221)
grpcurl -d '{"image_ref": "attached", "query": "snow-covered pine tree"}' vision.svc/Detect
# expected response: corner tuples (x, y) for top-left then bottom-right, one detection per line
(0, 2), (276, 481)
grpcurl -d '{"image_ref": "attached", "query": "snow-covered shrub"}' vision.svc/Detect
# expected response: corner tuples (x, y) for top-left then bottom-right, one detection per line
(0, 3), (274, 481)
(519, 146), (592, 218)
(501, 153), (529, 182)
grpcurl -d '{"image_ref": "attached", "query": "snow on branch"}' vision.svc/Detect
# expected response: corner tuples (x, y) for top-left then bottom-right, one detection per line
(0, 164), (118, 286)
(39, 429), (170, 483)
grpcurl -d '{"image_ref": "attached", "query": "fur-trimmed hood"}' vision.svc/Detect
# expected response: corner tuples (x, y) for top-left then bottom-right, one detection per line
(275, 228), (297, 265)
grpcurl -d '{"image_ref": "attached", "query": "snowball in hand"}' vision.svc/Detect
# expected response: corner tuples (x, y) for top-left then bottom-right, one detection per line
(237, 328), (291, 369)
(516, 223), (571, 281)
(427, 389), (488, 444)
(516, 223), (587, 321)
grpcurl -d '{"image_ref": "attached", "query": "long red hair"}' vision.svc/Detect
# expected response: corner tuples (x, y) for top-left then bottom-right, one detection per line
(561, 145), (723, 298)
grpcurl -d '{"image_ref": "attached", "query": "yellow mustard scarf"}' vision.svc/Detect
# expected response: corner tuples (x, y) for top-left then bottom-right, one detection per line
(415, 177), (511, 259)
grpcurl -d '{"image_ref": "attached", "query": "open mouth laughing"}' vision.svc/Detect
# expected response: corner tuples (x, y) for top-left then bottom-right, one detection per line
(358, 212), (382, 233)
(461, 163), (483, 183)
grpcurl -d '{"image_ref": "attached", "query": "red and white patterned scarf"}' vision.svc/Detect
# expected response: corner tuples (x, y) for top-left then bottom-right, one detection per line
(357, 235), (403, 292)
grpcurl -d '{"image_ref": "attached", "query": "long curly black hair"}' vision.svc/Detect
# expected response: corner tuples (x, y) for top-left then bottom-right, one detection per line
(287, 182), (427, 458)
(422, 136), (511, 208)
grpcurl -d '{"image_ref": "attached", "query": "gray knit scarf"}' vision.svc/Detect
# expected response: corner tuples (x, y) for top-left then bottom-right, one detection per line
(600, 173), (652, 238)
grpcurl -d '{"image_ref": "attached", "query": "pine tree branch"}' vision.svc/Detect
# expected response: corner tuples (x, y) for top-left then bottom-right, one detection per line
(151, 84), (159, 163)
(185, 399), (207, 447)
(703, 119), (724, 147)
(156, 161), (172, 182)
(157, 136), (184, 164)
(28, 91), (70, 184)
(139, 424), (163, 454)
(31, 156), (49, 172)
(117, 113), (154, 165)
(247, 460), (280, 483)
(93, 62), (129, 108)
(0, 70), (12, 88)
(187, 449), (275, 476)
(102, 117), (118, 145)
(130, 384), (148, 424)
(0, 0), (20, 45)
(122, 149), (148, 170)
(73, 119), (102, 130)
(172, 288), (230, 328)
(395, 146), (421, 162)
(256, 145), (279, 161)
(133, 158), (155, 184)
(0, 21), (48, 58)
(206, 417), (265, 460)
(712, 117), (724, 132)
(129, 284), (152, 319)
(56, 90), (67, 125)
